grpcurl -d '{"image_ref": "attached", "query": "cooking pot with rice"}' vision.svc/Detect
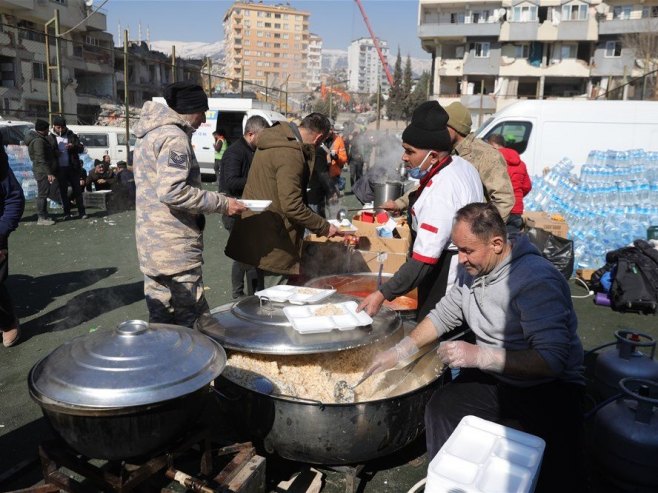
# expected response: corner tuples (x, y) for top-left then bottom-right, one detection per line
(197, 293), (446, 464)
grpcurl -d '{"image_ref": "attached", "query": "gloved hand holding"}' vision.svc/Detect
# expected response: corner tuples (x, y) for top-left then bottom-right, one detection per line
(364, 336), (419, 377)
(437, 341), (506, 372)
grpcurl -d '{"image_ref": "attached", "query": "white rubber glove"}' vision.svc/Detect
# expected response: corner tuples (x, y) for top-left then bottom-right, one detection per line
(437, 341), (506, 373)
(365, 336), (419, 376)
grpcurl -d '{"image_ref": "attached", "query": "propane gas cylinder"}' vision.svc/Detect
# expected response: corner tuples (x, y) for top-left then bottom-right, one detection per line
(592, 378), (658, 490)
(593, 330), (658, 400)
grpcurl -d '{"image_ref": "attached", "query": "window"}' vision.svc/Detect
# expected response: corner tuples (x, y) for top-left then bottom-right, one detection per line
(450, 12), (465, 23)
(605, 40), (622, 57)
(79, 133), (109, 148)
(471, 42), (490, 57)
(555, 43), (577, 60)
(117, 133), (136, 146)
(484, 121), (532, 154)
(514, 44), (530, 58)
(562, 4), (588, 21)
(612, 5), (632, 19)
(32, 62), (46, 80)
(642, 6), (658, 17)
(512, 5), (538, 22)
(51, 0), (67, 4)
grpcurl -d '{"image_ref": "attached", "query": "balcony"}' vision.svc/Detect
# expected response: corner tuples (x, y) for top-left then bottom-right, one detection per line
(436, 58), (464, 76)
(463, 47), (501, 75)
(598, 18), (658, 35)
(499, 21), (539, 41)
(4, 0), (33, 9)
(543, 58), (591, 77)
(418, 22), (500, 39)
(591, 47), (637, 76)
(556, 19), (597, 40)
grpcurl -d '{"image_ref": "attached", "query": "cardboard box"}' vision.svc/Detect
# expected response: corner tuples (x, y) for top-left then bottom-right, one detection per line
(351, 215), (411, 255)
(523, 211), (569, 238)
(301, 241), (407, 278)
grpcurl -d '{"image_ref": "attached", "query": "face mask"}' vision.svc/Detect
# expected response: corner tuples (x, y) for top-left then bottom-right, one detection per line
(407, 151), (433, 179)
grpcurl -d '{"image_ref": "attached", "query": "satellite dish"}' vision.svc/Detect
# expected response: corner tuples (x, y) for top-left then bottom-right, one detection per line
(85, 0), (94, 7)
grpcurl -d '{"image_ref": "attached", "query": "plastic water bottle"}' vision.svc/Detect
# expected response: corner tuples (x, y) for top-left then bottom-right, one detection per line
(21, 177), (38, 200)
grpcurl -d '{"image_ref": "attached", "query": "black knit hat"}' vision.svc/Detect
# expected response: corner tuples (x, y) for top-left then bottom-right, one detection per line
(35, 119), (49, 131)
(164, 81), (209, 114)
(401, 101), (452, 152)
(53, 115), (66, 127)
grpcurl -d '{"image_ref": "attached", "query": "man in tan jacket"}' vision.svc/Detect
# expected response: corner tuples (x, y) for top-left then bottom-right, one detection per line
(133, 82), (245, 328)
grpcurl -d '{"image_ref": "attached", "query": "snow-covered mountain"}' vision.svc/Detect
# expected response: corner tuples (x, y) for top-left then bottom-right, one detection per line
(148, 40), (432, 75)
(149, 40), (224, 61)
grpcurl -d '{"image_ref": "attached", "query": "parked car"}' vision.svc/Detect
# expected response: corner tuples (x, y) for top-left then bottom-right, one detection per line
(67, 125), (135, 165)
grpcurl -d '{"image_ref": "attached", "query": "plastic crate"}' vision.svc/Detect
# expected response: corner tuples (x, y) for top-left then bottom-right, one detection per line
(426, 415), (545, 493)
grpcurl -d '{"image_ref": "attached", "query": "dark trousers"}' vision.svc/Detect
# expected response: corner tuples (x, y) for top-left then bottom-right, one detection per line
(222, 214), (259, 298)
(0, 252), (17, 330)
(57, 167), (85, 216)
(425, 368), (587, 493)
(35, 173), (52, 219)
(350, 160), (364, 187)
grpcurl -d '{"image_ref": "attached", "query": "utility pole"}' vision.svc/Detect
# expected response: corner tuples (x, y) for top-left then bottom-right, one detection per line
(124, 30), (130, 162)
(45, 9), (63, 123)
(376, 82), (381, 131)
(171, 45), (176, 83)
(204, 56), (212, 97)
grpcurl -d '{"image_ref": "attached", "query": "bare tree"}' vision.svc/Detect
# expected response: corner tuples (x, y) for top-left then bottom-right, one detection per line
(620, 18), (658, 99)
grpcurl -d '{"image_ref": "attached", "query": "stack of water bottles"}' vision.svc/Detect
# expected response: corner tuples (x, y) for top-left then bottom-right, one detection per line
(524, 149), (658, 272)
(6, 145), (38, 200)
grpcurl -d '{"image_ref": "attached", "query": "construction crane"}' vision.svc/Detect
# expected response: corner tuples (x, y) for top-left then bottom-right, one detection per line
(354, 0), (395, 87)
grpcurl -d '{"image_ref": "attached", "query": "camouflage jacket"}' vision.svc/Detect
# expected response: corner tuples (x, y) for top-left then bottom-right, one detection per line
(454, 133), (514, 221)
(132, 101), (229, 277)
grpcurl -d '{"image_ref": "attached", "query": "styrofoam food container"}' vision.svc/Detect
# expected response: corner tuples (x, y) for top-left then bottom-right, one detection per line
(426, 415), (545, 493)
(238, 199), (272, 212)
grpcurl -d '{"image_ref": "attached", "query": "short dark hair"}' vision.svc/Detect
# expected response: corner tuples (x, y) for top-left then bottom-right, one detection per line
(454, 202), (507, 242)
(487, 134), (505, 147)
(299, 112), (331, 138)
(244, 115), (269, 135)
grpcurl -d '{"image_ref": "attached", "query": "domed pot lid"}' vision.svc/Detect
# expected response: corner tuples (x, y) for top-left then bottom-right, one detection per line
(29, 320), (226, 411)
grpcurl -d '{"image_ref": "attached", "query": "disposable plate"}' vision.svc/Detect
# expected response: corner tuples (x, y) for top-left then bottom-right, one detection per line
(239, 199), (272, 212)
(255, 285), (335, 304)
(283, 301), (373, 334)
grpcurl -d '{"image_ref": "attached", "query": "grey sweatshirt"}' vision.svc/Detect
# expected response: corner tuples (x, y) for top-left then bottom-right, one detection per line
(428, 234), (585, 387)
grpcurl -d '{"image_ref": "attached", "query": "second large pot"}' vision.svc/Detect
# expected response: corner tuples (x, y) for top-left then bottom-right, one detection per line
(373, 181), (404, 207)
(214, 360), (445, 465)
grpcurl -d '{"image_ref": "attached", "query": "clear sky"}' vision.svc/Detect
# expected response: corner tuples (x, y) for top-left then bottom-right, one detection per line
(103, 0), (429, 59)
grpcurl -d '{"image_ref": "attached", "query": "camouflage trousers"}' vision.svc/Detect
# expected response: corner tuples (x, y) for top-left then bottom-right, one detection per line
(143, 267), (210, 329)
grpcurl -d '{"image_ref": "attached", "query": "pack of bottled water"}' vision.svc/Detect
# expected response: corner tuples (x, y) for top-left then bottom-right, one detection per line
(525, 149), (658, 273)
(5, 145), (38, 200)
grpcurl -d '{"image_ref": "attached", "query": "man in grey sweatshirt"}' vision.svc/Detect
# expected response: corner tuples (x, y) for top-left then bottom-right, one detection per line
(366, 202), (586, 492)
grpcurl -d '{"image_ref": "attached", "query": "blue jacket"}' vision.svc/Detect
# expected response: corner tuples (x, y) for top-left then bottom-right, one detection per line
(0, 141), (26, 249)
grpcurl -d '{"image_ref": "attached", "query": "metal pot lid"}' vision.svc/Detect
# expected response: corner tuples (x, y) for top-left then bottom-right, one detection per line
(29, 320), (226, 410)
(196, 293), (402, 355)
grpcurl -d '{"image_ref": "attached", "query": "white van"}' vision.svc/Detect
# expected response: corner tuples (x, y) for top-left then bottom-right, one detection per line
(0, 117), (34, 145)
(152, 97), (288, 177)
(475, 100), (658, 176)
(67, 125), (135, 165)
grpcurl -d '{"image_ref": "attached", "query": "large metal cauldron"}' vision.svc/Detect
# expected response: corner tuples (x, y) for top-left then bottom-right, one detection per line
(304, 273), (418, 316)
(29, 320), (226, 461)
(215, 358), (445, 465)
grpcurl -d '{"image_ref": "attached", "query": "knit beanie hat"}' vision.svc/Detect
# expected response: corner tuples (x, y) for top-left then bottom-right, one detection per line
(53, 115), (66, 127)
(164, 81), (209, 114)
(35, 119), (49, 131)
(445, 102), (472, 136)
(401, 101), (452, 152)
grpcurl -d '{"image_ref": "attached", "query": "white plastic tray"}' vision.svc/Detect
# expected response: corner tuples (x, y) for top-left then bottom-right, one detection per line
(426, 415), (545, 493)
(238, 199), (272, 212)
(328, 219), (358, 234)
(283, 301), (373, 334)
(255, 285), (336, 305)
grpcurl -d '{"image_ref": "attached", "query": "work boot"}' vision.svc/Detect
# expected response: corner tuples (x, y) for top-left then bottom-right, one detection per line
(37, 217), (55, 226)
(80, 214), (88, 219)
(2, 325), (20, 347)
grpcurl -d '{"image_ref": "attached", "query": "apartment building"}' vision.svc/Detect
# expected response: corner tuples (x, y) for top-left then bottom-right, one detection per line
(418, 0), (657, 109)
(347, 37), (391, 94)
(0, 0), (114, 123)
(222, 1), (311, 91)
(307, 33), (322, 90)
(114, 41), (202, 108)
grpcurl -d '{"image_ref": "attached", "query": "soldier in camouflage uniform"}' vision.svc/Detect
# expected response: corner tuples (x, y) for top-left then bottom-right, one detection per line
(132, 82), (246, 328)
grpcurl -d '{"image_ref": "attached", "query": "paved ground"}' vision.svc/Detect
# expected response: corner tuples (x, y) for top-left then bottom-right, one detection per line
(1, 182), (657, 492)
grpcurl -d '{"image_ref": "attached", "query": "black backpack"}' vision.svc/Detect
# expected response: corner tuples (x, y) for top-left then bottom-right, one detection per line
(606, 239), (658, 314)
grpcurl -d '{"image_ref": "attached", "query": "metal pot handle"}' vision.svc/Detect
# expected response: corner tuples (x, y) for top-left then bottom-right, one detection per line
(270, 392), (325, 406)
